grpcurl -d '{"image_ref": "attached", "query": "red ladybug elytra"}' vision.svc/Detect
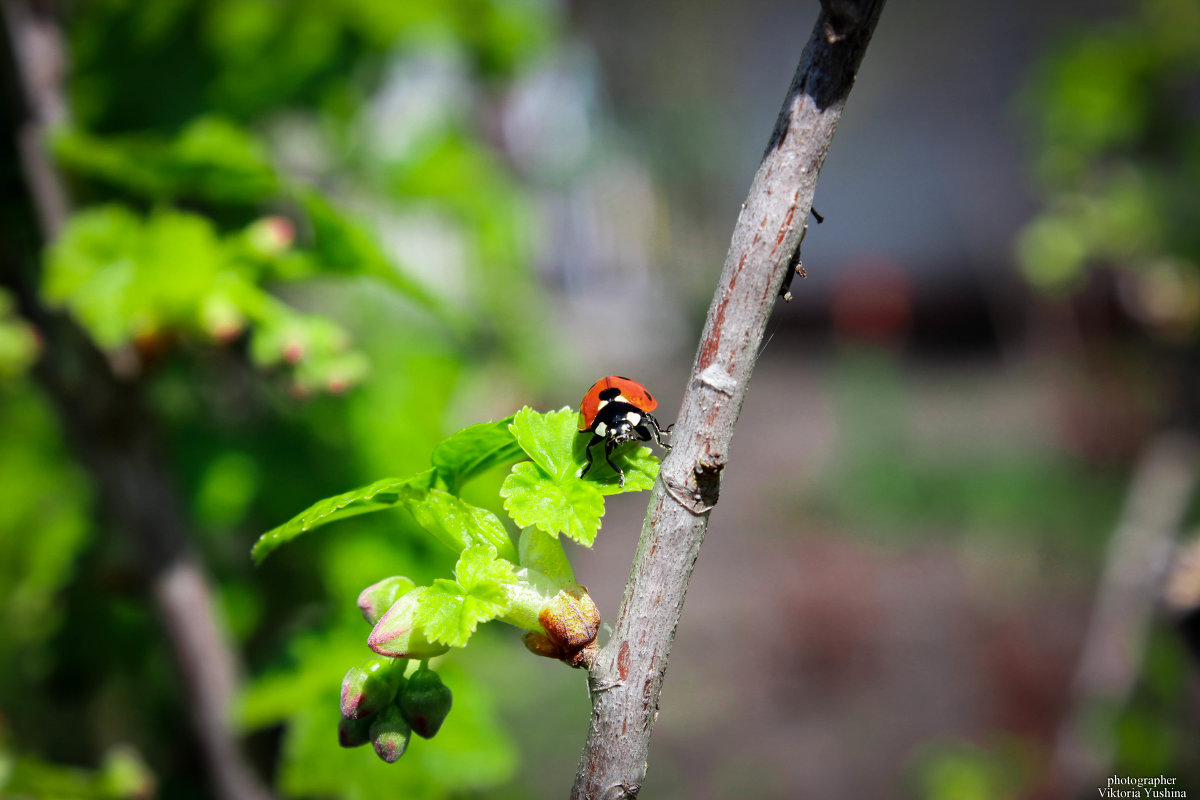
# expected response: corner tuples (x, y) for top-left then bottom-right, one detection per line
(577, 376), (671, 486)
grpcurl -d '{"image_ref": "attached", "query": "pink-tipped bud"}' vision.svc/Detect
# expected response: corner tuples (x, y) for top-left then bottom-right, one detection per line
(246, 216), (295, 257)
(357, 576), (416, 625)
(369, 704), (412, 763)
(367, 588), (451, 660)
(201, 296), (245, 344)
(340, 659), (402, 720)
(282, 340), (305, 364)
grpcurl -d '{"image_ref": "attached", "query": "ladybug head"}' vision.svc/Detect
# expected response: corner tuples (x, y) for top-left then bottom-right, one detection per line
(606, 415), (637, 445)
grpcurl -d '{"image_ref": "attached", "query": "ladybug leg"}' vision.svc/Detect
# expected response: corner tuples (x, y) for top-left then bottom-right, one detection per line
(640, 413), (672, 451)
(603, 437), (626, 488)
(579, 434), (602, 478)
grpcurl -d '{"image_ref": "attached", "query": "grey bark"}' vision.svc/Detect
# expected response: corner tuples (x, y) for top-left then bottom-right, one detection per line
(0, 3), (270, 799)
(570, 2), (888, 797)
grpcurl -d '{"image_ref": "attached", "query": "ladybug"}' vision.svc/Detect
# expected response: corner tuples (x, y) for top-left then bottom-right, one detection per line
(577, 376), (672, 486)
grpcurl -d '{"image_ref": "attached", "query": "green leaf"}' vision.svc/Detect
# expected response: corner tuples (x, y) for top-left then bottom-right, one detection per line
(583, 444), (661, 496)
(430, 415), (522, 490)
(397, 486), (516, 561)
(52, 116), (279, 204)
(417, 567), (512, 648)
(517, 528), (576, 587)
(44, 205), (223, 348)
(43, 205), (371, 394)
(500, 462), (604, 546)
(417, 583), (502, 648)
(508, 406), (578, 480)
(402, 546), (517, 648)
(252, 471), (433, 564)
(453, 544), (516, 601)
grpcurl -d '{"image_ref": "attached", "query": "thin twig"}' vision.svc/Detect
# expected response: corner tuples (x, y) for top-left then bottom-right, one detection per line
(0, 3), (270, 798)
(570, 2), (887, 797)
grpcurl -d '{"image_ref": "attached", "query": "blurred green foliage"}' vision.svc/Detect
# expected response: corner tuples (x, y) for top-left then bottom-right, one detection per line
(1017, 0), (1200, 341)
(53, 117), (279, 204)
(0, 386), (90, 690)
(1, 0), (570, 797)
(910, 740), (1028, 800)
(44, 203), (371, 392)
(0, 744), (156, 800)
(0, 289), (39, 380)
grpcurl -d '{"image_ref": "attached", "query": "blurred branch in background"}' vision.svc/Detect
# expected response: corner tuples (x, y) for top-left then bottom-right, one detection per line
(2, 0), (66, 236)
(0, 1), (270, 798)
(1051, 432), (1200, 795)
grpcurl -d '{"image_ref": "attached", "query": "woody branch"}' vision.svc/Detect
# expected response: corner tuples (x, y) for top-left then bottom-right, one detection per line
(570, 1), (888, 797)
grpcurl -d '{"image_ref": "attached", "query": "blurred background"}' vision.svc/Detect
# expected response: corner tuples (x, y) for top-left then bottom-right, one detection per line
(2, 0), (1199, 798)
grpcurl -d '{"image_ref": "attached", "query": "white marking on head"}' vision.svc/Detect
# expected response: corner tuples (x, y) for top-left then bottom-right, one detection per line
(627, 412), (642, 426)
(595, 421), (608, 436)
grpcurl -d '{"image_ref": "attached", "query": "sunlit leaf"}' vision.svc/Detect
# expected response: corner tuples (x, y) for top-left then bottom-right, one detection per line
(499, 462), (604, 546)
(415, 581), (501, 649)
(252, 471), (434, 564)
(517, 528), (575, 587)
(410, 545), (516, 647)
(584, 444), (661, 496)
(430, 415), (521, 490)
(508, 406), (577, 479)
(453, 544), (516, 597)
(397, 485), (516, 560)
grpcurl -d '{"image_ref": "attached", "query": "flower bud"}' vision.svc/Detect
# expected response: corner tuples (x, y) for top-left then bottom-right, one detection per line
(369, 704), (412, 763)
(340, 659), (403, 720)
(538, 585), (600, 655)
(200, 295), (245, 344)
(357, 576), (416, 625)
(246, 216), (295, 257)
(338, 714), (373, 748)
(398, 666), (453, 739)
(368, 587), (451, 660)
